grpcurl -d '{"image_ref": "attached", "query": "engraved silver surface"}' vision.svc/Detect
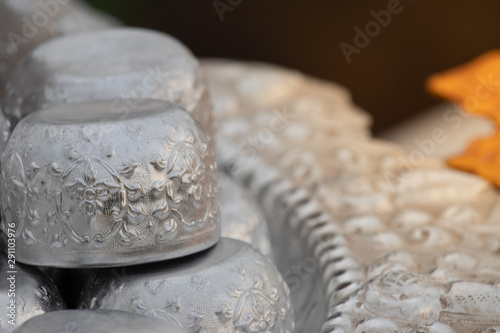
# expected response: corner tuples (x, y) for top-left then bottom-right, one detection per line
(0, 0), (117, 113)
(0, 111), (10, 156)
(207, 61), (500, 333)
(4, 27), (212, 136)
(0, 99), (220, 268)
(220, 173), (273, 258)
(79, 238), (295, 333)
(12, 309), (187, 333)
(0, 252), (65, 332)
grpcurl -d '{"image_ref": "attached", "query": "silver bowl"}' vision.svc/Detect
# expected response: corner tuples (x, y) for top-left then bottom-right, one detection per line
(4, 27), (212, 137)
(79, 238), (295, 333)
(0, 99), (220, 268)
(0, 252), (65, 332)
(12, 309), (187, 333)
(220, 172), (273, 258)
(0, 0), (117, 112)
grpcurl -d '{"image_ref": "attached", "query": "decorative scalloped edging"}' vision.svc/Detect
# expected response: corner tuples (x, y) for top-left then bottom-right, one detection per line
(217, 141), (364, 333)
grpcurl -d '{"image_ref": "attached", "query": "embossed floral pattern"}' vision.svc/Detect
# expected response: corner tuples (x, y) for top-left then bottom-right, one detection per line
(64, 159), (121, 223)
(166, 146), (207, 204)
(163, 141), (219, 227)
(132, 297), (183, 327)
(234, 290), (277, 333)
(1, 151), (42, 245)
(0, 106), (220, 262)
(152, 202), (178, 240)
(229, 275), (287, 333)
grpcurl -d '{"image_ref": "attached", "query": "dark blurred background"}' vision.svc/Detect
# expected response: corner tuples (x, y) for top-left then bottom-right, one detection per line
(84, 0), (500, 133)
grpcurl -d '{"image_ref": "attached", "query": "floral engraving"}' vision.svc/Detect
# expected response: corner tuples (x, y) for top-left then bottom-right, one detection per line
(1, 151), (40, 246)
(167, 148), (206, 203)
(234, 290), (278, 333)
(152, 202), (178, 240)
(55, 155), (135, 245)
(163, 141), (219, 228)
(210, 274), (289, 333)
(131, 296), (205, 331)
(232, 276), (282, 333)
(132, 297), (184, 327)
(63, 159), (121, 224)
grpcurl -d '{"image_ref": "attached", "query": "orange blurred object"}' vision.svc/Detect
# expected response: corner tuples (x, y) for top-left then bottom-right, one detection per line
(428, 49), (500, 123)
(427, 50), (500, 187)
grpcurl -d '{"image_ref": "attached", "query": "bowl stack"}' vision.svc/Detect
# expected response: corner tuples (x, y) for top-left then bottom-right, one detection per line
(0, 27), (294, 333)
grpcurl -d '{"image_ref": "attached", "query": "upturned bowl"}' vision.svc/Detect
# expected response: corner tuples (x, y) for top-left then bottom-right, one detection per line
(0, 252), (65, 332)
(4, 27), (212, 136)
(0, 99), (220, 268)
(79, 238), (295, 333)
(12, 309), (187, 333)
(0, 0), (117, 111)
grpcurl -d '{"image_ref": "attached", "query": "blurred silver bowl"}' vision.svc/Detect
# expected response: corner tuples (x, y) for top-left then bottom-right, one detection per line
(12, 309), (187, 333)
(79, 238), (295, 333)
(220, 172), (273, 258)
(4, 27), (212, 137)
(0, 252), (65, 332)
(0, 0), (118, 111)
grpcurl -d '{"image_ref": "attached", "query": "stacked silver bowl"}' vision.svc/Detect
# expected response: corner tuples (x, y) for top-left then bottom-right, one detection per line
(0, 1), (294, 332)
